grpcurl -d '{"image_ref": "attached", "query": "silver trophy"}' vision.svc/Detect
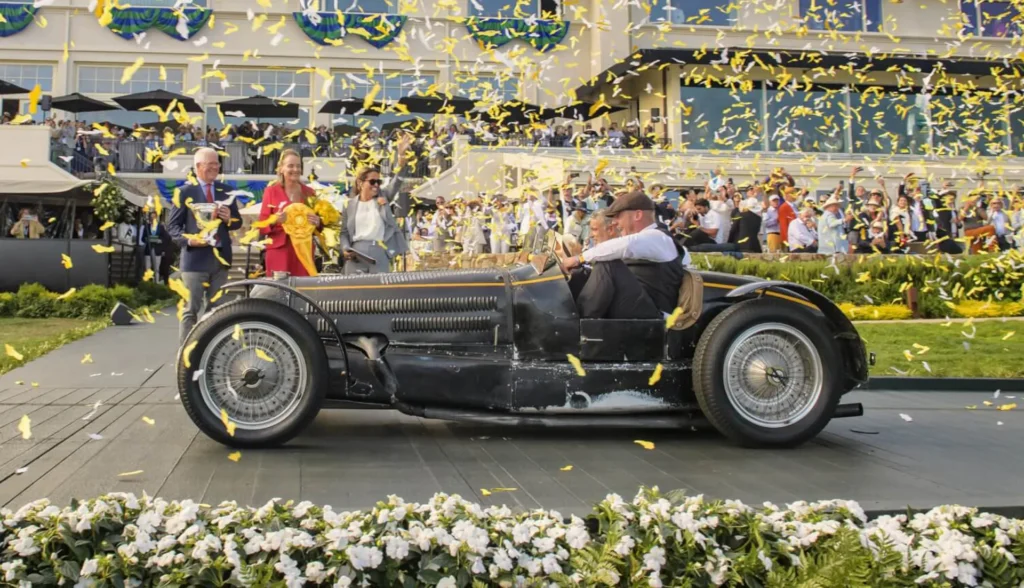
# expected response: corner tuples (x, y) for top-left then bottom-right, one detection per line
(189, 202), (220, 246)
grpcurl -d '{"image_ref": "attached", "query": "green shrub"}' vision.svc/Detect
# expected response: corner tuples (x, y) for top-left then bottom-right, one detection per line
(2, 283), (175, 319)
(0, 293), (14, 316)
(13, 284), (57, 318)
(693, 252), (1024, 318)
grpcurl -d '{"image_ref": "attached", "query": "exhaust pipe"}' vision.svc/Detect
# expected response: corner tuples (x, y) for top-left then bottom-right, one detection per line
(833, 403), (863, 419)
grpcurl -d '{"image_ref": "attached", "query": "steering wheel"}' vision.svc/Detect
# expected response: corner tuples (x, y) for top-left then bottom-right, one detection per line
(540, 232), (572, 278)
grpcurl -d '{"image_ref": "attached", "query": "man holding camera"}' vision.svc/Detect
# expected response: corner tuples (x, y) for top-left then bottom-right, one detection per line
(10, 209), (45, 239)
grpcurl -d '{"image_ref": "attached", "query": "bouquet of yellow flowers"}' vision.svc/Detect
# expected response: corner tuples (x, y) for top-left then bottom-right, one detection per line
(307, 186), (344, 269)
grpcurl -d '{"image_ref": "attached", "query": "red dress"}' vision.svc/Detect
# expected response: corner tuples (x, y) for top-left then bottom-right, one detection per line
(259, 183), (317, 277)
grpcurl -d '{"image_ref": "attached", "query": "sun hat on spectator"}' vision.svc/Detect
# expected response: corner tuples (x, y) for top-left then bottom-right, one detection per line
(822, 195), (842, 208)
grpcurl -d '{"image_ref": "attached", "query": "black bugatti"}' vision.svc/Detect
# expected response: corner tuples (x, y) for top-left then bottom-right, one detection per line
(176, 248), (870, 449)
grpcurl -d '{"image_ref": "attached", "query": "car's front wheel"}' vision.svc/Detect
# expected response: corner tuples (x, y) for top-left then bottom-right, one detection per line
(692, 298), (840, 448)
(177, 298), (327, 448)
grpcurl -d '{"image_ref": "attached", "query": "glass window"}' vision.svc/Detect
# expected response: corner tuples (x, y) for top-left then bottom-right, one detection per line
(800, 0), (882, 32)
(77, 110), (166, 129)
(455, 72), (518, 101)
(961, 0), (1022, 37)
(320, 0), (393, 11)
(208, 69), (311, 98)
(0, 64), (54, 93)
(651, 0), (738, 27)
(679, 82), (763, 151)
(768, 85), (847, 153)
(470, 0), (541, 18)
(76, 65), (183, 94)
(331, 72), (436, 100)
(850, 88), (928, 155)
(928, 91), (1009, 157)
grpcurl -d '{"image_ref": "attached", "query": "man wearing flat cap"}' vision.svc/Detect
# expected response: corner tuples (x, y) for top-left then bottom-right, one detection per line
(562, 191), (690, 317)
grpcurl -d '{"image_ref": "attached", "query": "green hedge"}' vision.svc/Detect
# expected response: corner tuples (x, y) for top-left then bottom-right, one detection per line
(694, 252), (1024, 318)
(0, 282), (174, 319)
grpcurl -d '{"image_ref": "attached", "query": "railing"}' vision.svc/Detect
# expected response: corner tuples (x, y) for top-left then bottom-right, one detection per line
(467, 133), (670, 149)
(52, 137), (451, 178)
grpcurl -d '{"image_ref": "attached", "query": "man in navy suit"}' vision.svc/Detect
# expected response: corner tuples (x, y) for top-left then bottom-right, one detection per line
(167, 148), (242, 343)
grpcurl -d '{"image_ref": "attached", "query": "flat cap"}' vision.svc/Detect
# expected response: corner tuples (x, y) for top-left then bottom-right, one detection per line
(606, 190), (656, 215)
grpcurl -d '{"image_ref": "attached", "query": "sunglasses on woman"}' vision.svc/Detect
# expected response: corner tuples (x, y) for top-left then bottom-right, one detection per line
(367, 179), (383, 186)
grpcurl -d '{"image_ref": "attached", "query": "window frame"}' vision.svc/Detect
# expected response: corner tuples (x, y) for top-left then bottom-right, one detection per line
(318, 0), (396, 14)
(960, 0), (1022, 38)
(206, 68), (312, 99)
(649, 0), (739, 28)
(76, 64), (184, 95)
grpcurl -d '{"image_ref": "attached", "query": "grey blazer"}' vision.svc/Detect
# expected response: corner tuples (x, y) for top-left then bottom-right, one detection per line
(339, 175), (409, 257)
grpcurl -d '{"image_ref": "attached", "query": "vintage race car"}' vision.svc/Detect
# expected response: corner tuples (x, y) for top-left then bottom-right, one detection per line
(176, 247), (871, 449)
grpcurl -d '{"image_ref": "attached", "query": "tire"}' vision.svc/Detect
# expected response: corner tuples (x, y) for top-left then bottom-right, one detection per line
(692, 298), (841, 448)
(177, 298), (327, 448)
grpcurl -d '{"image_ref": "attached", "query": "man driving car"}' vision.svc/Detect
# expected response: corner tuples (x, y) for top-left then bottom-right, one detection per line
(562, 191), (688, 315)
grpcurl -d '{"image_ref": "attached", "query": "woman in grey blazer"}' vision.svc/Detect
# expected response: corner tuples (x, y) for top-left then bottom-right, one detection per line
(339, 140), (411, 274)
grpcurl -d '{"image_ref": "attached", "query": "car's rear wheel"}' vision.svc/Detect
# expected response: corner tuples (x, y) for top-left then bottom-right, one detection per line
(692, 298), (840, 448)
(177, 298), (327, 448)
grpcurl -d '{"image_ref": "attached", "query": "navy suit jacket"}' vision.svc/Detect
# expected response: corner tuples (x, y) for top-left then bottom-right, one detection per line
(167, 181), (242, 273)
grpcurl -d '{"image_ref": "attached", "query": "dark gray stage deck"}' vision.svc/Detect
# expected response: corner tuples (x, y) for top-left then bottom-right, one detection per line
(0, 314), (1019, 516)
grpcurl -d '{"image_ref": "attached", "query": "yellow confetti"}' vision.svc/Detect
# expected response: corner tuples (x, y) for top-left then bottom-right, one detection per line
(965, 405), (977, 410)
(98, 221), (115, 232)
(27, 84), (41, 114)
(81, 354), (93, 364)
(19, 158), (29, 168)
(1003, 331), (1015, 341)
(634, 440), (655, 450)
(17, 415), (31, 440)
(142, 269), (154, 282)
(118, 470), (144, 477)
(480, 489), (491, 496)
(566, 354), (585, 376)
(182, 341), (197, 369)
(649, 364), (663, 386)
(998, 403), (1017, 411)
(902, 350), (914, 362)
(984, 401), (994, 406)
(91, 244), (115, 254)
(5, 344), (24, 361)
(120, 57), (144, 85)
(912, 344), (930, 355)
(56, 288), (76, 300)
(232, 324), (243, 341)
(255, 348), (275, 363)
(61, 253), (73, 269)
(220, 408), (237, 437)
(228, 451), (241, 462)
(142, 416), (155, 425)
(560, 465), (573, 471)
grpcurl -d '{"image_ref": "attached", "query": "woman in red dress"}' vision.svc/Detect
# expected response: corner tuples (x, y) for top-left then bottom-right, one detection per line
(258, 149), (322, 276)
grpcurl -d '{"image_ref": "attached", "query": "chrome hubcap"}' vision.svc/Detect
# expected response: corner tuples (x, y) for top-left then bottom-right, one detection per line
(198, 322), (306, 430)
(723, 322), (823, 428)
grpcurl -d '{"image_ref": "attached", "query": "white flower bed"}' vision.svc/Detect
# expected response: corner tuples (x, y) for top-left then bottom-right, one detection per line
(0, 487), (1021, 587)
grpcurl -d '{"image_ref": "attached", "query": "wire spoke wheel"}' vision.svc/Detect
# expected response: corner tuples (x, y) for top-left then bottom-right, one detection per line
(198, 321), (307, 430)
(723, 322), (823, 428)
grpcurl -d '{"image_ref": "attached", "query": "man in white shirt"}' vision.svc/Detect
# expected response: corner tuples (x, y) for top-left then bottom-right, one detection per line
(788, 208), (818, 253)
(562, 191), (689, 315)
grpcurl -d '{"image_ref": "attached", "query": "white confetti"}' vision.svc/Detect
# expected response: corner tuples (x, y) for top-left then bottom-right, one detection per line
(994, 390), (1001, 398)
(192, 369), (205, 382)
(81, 400), (102, 421)
(922, 361), (931, 374)
(110, 372), (123, 376)
(997, 421), (1004, 426)
(15, 467), (27, 475)
(90, 373), (102, 377)
(899, 413), (913, 422)
(88, 433), (103, 441)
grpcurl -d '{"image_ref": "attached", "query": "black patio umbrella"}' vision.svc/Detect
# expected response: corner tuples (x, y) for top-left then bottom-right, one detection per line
(470, 101), (554, 126)
(380, 118), (431, 135)
(217, 95), (299, 119)
(397, 95), (476, 116)
(319, 98), (387, 115)
(551, 101), (625, 122)
(51, 92), (121, 114)
(112, 89), (203, 113)
(0, 79), (29, 95)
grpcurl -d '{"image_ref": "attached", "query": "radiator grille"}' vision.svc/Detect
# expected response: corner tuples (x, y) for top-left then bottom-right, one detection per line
(379, 270), (501, 285)
(391, 316), (493, 333)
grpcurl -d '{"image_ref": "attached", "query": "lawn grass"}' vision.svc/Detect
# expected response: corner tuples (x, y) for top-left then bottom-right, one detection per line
(0, 318), (109, 375)
(857, 320), (1024, 378)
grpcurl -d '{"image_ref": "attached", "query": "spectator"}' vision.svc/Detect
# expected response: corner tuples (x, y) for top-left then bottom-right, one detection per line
(988, 196), (1013, 251)
(694, 198), (722, 243)
(817, 194), (849, 254)
(734, 186), (763, 253)
(889, 193), (914, 247)
(856, 220), (891, 253)
(139, 210), (169, 283)
(9, 208), (44, 239)
(788, 208), (818, 253)
(489, 195), (516, 254)
(763, 193), (782, 252)
(777, 186), (799, 249)
(960, 193), (993, 253)
(460, 200), (488, 255)
(564, 205), (587, 242)
(259, 149), (322, 277)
